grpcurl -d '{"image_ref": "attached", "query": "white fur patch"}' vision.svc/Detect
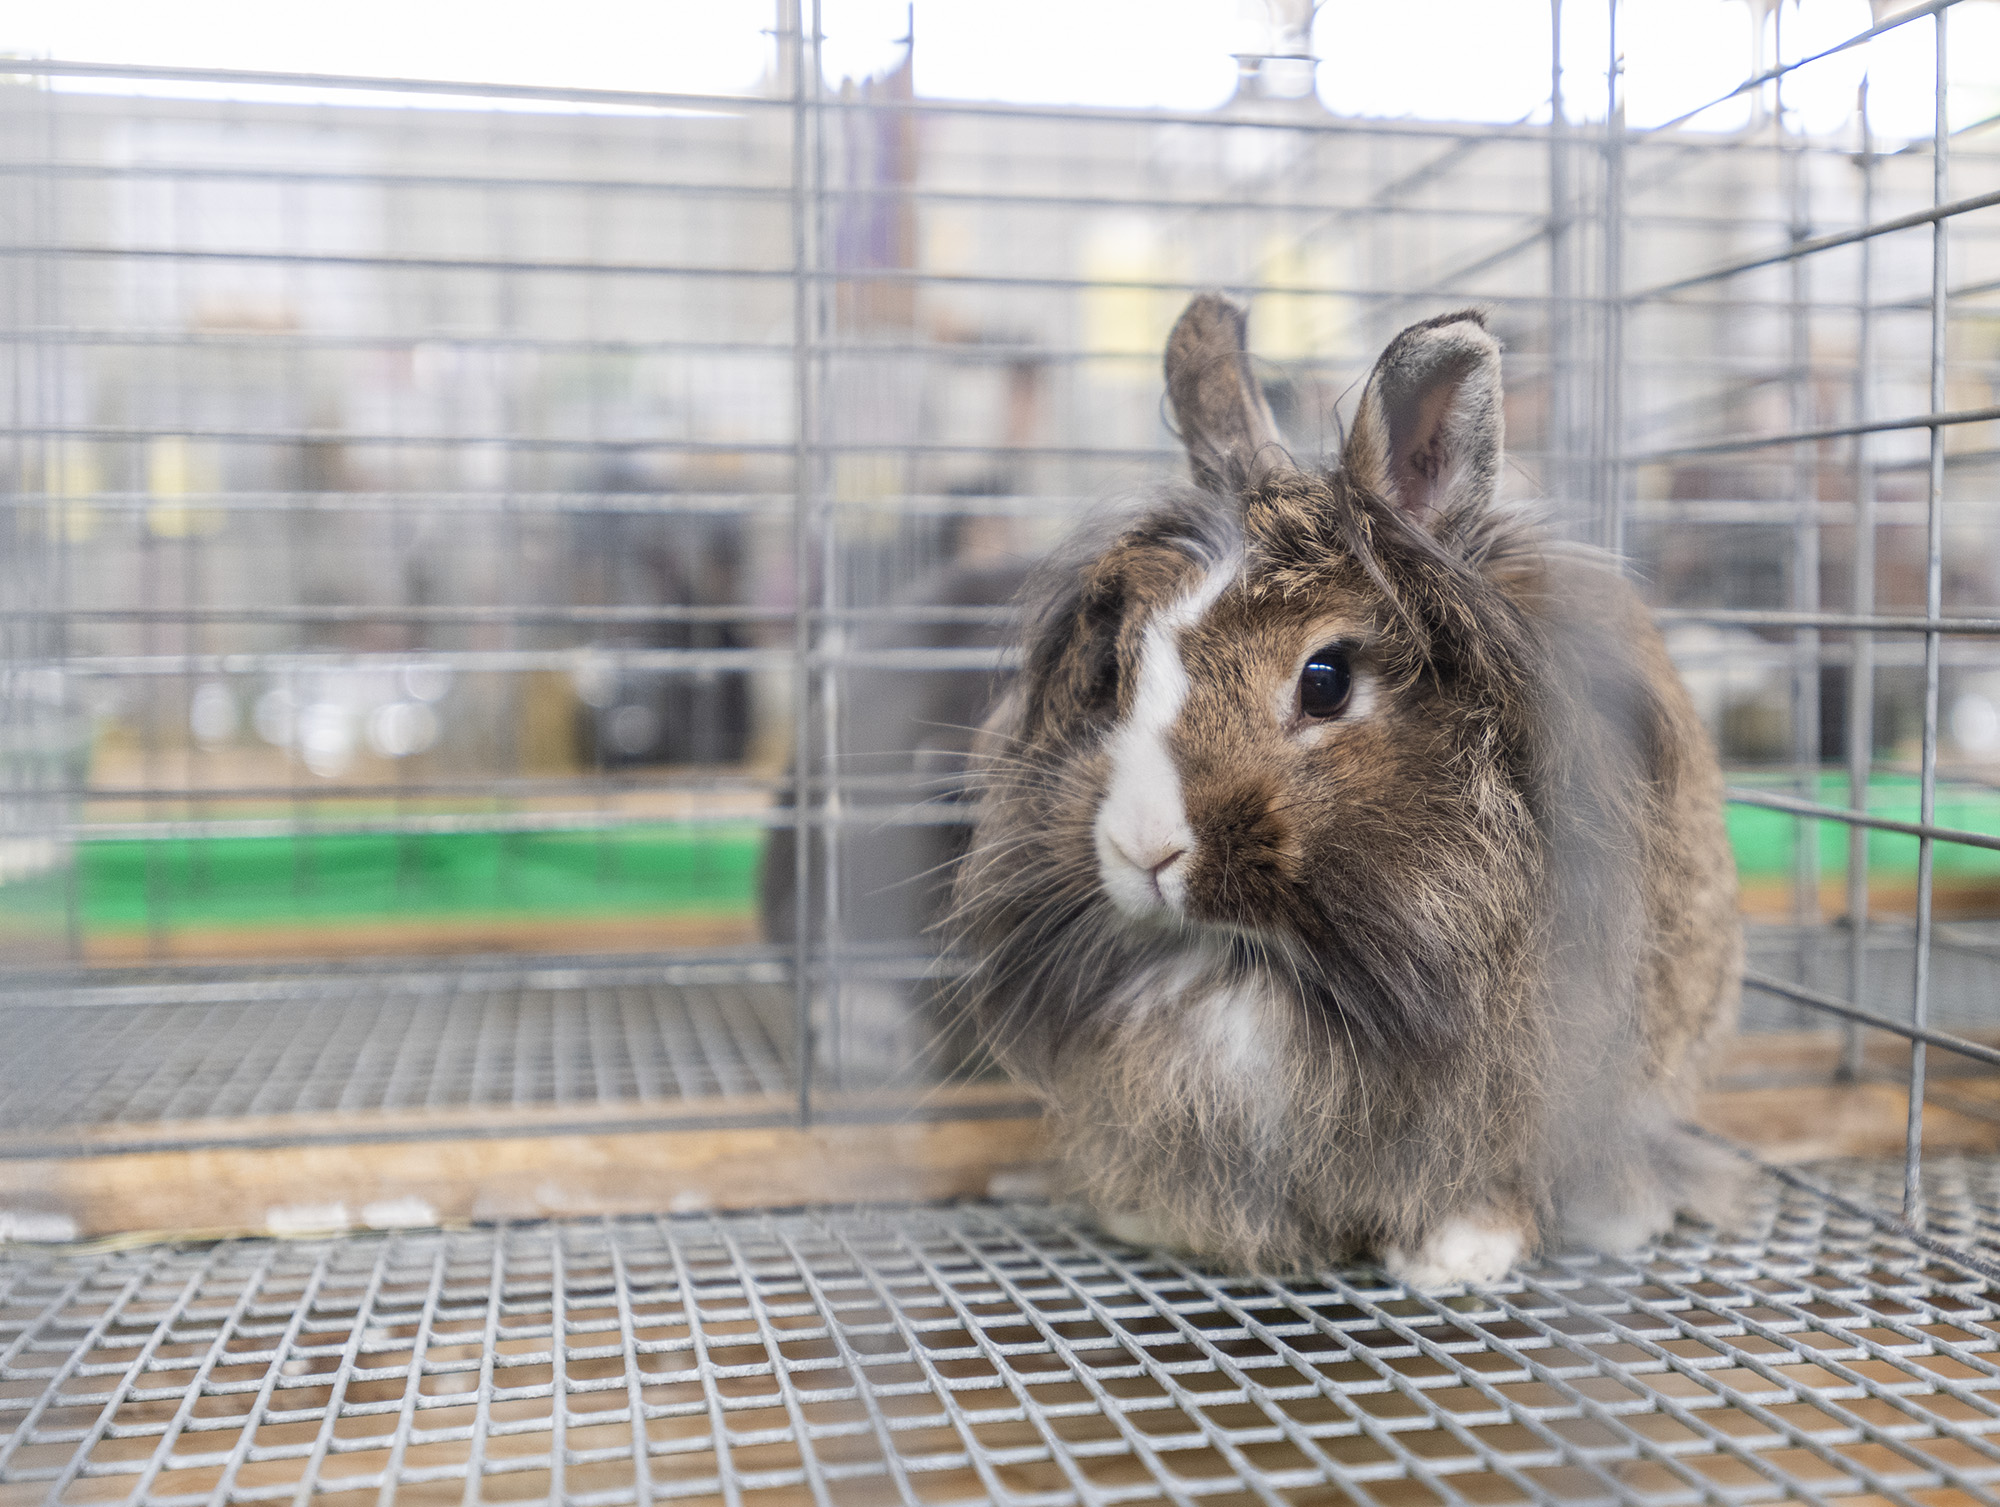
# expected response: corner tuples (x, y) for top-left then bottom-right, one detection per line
(1115, 961), (1286, 1123)
(1095, 562), (1234, 918)
(1196, 976), (1277, 1078)
(1094, 967), (1288, 1257)
(1383, 1214), (1525, 1290)
(1115, 952), (1212, 1023)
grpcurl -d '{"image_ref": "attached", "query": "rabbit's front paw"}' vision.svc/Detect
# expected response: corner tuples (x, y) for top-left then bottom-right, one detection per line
(1383, 1215), (1525, 1290)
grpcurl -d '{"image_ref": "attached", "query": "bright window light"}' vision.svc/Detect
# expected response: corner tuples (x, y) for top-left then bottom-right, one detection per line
(1314, 0), (1552, 124)
(907, 0), (1240, 109)
(1621, 0), (1754, 132)
(3, 0), (775, 101)
(4, 0), (1980, 132)
(1861, 3), (2000, 141)
(1770, 0), (1870, 137)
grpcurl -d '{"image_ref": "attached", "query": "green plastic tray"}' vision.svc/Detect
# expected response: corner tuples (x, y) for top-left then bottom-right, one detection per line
(67, 771), (2000, 939)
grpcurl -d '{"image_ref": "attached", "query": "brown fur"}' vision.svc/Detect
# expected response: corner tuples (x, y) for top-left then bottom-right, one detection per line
(946, 296), (1740, 1273)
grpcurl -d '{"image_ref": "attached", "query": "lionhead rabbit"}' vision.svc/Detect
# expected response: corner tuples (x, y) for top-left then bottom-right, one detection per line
(947, 295), (1741, 1286)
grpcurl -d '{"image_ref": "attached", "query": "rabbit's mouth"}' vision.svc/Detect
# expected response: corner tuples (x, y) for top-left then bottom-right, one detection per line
(1095, 870), (1310, 961)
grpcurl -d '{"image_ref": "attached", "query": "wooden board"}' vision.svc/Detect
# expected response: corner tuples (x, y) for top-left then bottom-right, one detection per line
(0, 1084), (1047, 1241)
(1695, 1027), (2000, 1161)
(2, 1116), (1048, 1240)
(82, 912), (760, 964)
(1697, 1082), (1998, 1163)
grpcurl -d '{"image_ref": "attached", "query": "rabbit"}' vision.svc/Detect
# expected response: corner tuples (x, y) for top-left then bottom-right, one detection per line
(944, 294), (1742, 1286)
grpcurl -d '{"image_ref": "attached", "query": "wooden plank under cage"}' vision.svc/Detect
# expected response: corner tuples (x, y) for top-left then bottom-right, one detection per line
(0, 1083), (1047, 1241)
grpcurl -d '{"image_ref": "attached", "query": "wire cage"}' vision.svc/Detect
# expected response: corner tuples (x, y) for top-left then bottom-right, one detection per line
(5, 0), (2000, 1501)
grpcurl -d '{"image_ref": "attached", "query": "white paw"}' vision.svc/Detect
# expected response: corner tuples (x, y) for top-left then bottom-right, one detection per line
(1383, 1215), (1525, 1290)
(1098, 1207), (1176, 1249)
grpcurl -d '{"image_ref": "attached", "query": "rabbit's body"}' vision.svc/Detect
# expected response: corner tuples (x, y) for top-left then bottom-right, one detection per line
(947, 297), (1739, 1284)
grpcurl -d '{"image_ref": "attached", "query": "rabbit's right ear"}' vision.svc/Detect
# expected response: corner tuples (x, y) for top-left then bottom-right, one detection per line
(1343, 310), (1503, 528)
(1165, 293), (1284, 493)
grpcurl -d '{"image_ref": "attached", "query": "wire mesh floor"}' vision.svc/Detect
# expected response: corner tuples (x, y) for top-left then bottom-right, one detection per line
(0, 975), (800, 1136)
(10, 1162), (2000, 1507)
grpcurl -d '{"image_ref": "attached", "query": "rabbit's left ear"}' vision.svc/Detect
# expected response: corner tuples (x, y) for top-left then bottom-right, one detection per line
(1343, 310), (1503, 526)
(1165, 293), (1285, 493)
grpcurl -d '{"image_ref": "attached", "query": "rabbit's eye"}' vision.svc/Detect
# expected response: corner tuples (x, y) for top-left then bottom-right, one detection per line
(1298, 644), (1353, 720)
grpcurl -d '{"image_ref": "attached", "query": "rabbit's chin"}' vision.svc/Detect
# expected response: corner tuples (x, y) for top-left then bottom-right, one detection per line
(1102, 896), (1281, 953)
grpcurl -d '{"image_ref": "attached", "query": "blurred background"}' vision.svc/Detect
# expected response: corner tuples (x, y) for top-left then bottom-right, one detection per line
(1, 0), (1997, 1093)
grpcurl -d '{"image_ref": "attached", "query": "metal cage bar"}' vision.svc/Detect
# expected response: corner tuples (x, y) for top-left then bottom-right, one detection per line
(0, 0), (1988, 1101)
(10, 1177), (2000, 1504)
(0, 0), (1994, 1214)
(1614, 0), (1993, 1230)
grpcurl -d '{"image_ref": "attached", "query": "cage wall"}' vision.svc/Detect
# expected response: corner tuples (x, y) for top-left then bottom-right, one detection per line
(0, 2), (1996, 1218)
(10, 5), (2000, 1507)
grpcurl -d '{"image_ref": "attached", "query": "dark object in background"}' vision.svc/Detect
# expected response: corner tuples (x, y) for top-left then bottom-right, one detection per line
(571, 468), (752, 768)
(759, 558), (1027, 1079)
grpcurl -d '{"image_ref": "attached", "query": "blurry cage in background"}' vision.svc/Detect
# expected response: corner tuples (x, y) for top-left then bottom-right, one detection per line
(0, 0), (1998, 1183)
(0, 0), (1998, 1155)
(3, 0), (2000, 1499)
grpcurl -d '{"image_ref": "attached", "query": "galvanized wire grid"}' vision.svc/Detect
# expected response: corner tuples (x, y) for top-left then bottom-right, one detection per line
(0, 977), (798, 1139)
(0, 922), (1987, 1145)
(10, 1164), (2000, 1506)
(1617, 0), (1995, 1226)
(0, 12), (1995, 1504)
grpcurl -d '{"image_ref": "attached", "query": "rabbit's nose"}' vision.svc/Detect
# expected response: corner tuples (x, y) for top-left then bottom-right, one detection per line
(1106, 834), (1184, 879)
(1098, 829), (1193, 914)
(1138, 843), (1190, 905)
